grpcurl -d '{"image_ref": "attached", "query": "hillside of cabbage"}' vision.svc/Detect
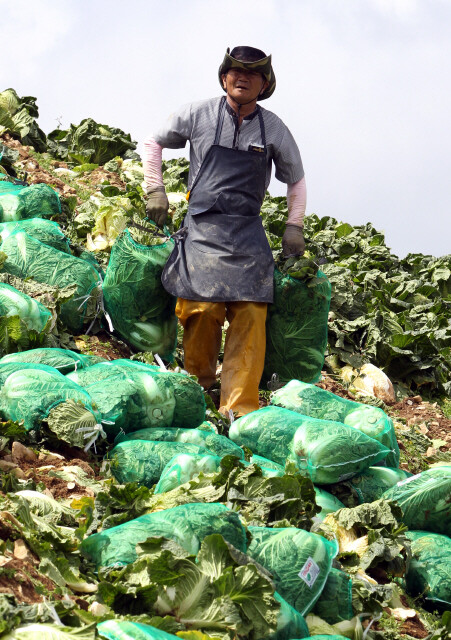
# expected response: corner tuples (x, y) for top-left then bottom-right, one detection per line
(1, 88), (451, 640)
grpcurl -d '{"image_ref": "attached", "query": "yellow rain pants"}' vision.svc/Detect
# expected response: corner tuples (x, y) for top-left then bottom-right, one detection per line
(175, 298), (267, 416)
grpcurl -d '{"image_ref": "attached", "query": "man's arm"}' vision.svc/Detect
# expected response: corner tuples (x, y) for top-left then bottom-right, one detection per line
(282, 176), (306, 257)
(143, 137), (167, 226)
(287, 176), (306, 227)
(142, 104), (192, 226)
(272, 123), (306, 256)
(270, 119), (306, 255)
(143, 136), (164, 190)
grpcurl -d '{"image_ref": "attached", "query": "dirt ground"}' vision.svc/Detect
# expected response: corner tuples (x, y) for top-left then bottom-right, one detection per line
(0, 554), (59, 604)
(0, 448), (98, 500)
(1, 133), (78, 199)
(1, 133), (126, 201)
(391, 396), (451, 448)
(371, 614), (430, 639)
(74, 330), (131, 361)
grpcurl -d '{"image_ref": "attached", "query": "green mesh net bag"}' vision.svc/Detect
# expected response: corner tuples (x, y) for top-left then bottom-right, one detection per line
(97, 621), (179, 640)
(229, 406), (390, 484)
(155, 452), (222, 493)
(80, 503), (247, 567)
(0, 363), (103, 449)
(0, 181), (61, 221)
(97, 606), (308, 640)
(229, 407), (299, 470)
(67, 360), (206, 438)
(262, 269), (331, 387)
(247, 526), (337, 616)
(102, 229), (177, 360)
(0, 361), (40, 387)
(271, 380), (400, 467)
(0, 231), (102, 332)
(405, 531), (451, 610)
(116, 425), (244, 459)
(0, 282), (52, 333)
(311, 568), (353, 624)
(313, 487), (345, 520)
(339, 466), (412, 504)
(0, 218), (69, 253)
(381, 465), (451, 535)
(270, 592), (309, 640)
(304, 636), (350, 640)
(107, 440), (210, 486)
(155, 451), (283, 494)
(0, 347), (99, 374)
(250, 455), (285, 473)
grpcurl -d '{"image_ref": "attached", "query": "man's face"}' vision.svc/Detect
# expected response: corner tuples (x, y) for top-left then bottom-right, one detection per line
(222, 67), (269, 104)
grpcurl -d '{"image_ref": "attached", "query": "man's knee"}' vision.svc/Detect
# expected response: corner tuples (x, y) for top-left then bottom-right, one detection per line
(177, 298), (226, 327)
(227, 301), (267, 326)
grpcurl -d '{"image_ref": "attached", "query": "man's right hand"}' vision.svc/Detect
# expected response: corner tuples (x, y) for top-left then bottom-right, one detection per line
(282, 224), (305, 257)
(146, 186), (169, 227)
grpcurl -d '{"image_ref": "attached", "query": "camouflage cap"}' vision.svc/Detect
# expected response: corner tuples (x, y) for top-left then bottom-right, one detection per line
(218, 46), (276, 101)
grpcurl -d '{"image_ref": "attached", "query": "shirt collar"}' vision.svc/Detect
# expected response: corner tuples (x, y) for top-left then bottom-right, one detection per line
(225, 100), (259, 121)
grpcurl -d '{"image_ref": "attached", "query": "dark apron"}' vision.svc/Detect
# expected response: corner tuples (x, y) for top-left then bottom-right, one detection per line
(161, 96), (274, 303)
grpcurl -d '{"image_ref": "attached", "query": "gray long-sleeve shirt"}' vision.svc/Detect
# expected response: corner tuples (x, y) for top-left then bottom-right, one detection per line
(152, 96), (304, 191)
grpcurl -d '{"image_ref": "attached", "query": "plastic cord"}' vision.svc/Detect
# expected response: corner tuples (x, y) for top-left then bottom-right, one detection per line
(362, 613), (382, 639)
(41, 597), (63, 625)
(75, 423), (107, 453)
(154, 353), (167, 370)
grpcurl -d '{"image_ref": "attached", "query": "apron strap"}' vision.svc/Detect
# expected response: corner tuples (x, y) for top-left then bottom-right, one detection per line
(214, 96), (227, 145)
(189, 97), (266, 200)
(257, 106), (266, 148)
(189, 97), (226, 198)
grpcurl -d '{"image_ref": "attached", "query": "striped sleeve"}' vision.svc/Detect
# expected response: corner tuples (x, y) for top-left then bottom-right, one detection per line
(152, 102), (193, 149)
(272, 122), (304, 185)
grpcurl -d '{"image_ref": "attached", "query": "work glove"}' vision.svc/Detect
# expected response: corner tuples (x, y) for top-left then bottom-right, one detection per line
(282, 224), (305, 257)
(145, 185), (169, 228)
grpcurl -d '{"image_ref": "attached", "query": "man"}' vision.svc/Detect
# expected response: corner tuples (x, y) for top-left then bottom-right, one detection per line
(143, 46), (306, 417)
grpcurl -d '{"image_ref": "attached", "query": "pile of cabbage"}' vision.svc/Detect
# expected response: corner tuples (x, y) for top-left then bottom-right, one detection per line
(0, 92), (450, 640)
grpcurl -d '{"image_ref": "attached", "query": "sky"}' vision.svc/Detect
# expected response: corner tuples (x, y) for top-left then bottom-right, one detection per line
(1, 0), (450, 259)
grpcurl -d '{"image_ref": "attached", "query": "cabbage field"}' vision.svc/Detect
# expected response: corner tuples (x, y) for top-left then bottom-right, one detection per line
(0, 88), (450, 640)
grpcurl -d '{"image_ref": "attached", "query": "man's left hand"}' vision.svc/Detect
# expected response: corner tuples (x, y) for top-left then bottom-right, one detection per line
(282, 224), (305, 257)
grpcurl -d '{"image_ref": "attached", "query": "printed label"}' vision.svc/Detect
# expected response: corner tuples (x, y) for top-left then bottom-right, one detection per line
(397, 473), (421, 487)
(298, 557), (320, 588)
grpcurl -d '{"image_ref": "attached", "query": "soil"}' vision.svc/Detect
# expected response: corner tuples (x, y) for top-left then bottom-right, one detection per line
(399, 616), (430, 639)
(391, 396), (451, 448)
(0, 554), (59, 604)
(0, 448), (99, 500)
(372, 613), (430, 639)
(317, 374), (356, 398)
(81, 167), (125, 190)
(33, 473), (88, 500)
(74, 330), (131, 361)
(28, 455), (98, 500)
(1, 133), (78, 199)
(1, 133), (126, 202)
